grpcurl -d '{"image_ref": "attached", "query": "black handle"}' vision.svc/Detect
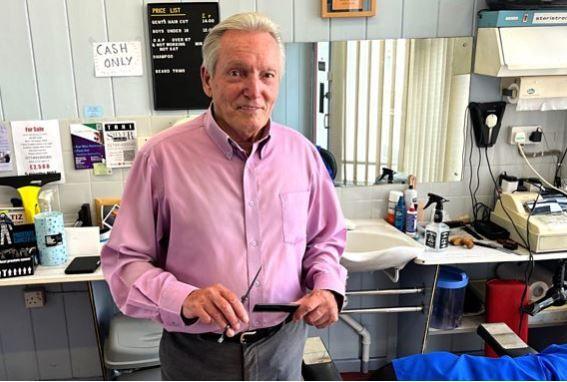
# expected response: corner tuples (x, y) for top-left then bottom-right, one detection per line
(253, 303), (299, 313)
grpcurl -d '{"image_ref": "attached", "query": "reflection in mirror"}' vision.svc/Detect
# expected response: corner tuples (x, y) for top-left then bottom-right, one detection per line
(320, 37), (472, 186)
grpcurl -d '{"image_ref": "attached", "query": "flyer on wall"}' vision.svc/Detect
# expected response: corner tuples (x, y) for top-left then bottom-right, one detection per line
(11, 120), (65, 182)
(0, 123), (13, 172)
(70, 123), (105, 169)
(103, 121), (137, 168)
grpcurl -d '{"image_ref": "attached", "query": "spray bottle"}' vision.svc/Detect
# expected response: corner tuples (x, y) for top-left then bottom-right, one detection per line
(375, 167), (407, 185)
(38, 189), (55, 212)
(404, 175), (418, 209)
(424, 193), (450, 251)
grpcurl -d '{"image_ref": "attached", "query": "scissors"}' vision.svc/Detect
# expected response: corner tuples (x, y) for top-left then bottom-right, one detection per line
(217, 266), (263, 343)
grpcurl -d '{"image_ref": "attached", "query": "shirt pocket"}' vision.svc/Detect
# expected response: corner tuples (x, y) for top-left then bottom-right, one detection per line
(280, 190), (310, 245)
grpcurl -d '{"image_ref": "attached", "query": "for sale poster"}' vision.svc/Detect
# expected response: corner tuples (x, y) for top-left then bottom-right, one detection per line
(11, 120), (65, 182)
(70, 123), (105, 169)
(103, 121), (137, 168)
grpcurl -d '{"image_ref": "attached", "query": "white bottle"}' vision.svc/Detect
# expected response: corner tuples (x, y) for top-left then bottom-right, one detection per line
(424, 195), (450, 251)
(404, 185), (418, 209)
(425, 219), (450, 251)
(404, 175), (418, 209)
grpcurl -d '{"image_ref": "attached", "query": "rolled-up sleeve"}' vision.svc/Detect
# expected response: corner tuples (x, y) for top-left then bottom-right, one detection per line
(302, 151), (348, 300)
(101, 148), (196, 328)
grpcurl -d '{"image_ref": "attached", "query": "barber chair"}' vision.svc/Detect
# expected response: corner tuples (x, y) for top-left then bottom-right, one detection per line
(373, 321), (567, 380)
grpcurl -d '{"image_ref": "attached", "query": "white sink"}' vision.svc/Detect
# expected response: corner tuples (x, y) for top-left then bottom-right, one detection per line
(341, 219), (425, 273)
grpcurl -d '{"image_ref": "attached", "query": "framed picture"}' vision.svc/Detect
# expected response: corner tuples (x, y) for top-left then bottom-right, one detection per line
(321, 0), (376, 18)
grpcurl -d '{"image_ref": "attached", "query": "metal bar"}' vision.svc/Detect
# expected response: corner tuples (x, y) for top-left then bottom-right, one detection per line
(346, 287), (424, 296)
(421, 265), (440, 354)
(342, 306), (423, 314)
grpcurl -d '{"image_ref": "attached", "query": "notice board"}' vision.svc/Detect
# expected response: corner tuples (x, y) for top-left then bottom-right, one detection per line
(147, 2), (219, 110)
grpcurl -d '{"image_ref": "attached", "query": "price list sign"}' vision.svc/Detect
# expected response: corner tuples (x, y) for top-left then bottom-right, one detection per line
(147, 2), (219, 110)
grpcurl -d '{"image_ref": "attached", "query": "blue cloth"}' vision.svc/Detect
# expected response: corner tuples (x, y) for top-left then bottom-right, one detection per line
(392, 344), (567, 380)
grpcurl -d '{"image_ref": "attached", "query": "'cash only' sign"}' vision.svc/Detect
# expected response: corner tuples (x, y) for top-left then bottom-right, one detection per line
(93, 41), (143, 77)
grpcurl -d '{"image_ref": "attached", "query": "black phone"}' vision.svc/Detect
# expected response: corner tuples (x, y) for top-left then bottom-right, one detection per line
(64, 256), (101, 274)
(253, 303), (299, 313)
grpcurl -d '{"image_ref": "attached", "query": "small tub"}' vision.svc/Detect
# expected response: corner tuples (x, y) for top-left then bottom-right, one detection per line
(430, 266), (469, 330)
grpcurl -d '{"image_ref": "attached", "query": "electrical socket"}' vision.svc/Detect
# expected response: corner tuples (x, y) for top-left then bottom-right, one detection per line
(509, 126), (542, 145)
(24, 287), (46, 308)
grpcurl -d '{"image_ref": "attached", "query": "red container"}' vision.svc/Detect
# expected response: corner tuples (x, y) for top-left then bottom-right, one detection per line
(485, 279), (530, 357)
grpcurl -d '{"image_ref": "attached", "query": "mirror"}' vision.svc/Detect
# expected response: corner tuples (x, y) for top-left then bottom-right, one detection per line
(274, 37), (473, 186)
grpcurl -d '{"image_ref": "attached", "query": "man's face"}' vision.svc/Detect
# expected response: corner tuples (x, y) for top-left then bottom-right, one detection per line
(201, 30), (281, 139)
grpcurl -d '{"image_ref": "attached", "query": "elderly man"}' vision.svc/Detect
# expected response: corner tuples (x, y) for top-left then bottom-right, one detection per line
(101, 12), (347, 380)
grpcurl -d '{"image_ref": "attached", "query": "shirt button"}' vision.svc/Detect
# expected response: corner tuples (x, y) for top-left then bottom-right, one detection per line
(255, 280), (260, 287)
(248, 200), (255, 208)
(250, 240), (258, 247)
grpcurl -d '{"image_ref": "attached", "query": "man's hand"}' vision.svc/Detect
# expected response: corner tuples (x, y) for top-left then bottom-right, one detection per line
(292, 289), (339, 329)
(182, 284), (248, 337)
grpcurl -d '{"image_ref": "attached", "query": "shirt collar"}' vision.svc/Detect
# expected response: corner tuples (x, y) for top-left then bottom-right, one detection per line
(203, 106), (272, 160)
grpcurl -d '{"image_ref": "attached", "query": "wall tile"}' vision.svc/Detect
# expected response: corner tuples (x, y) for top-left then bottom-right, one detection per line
(150, 114), (188, 135)
(89, 167), (123, 183)
(58, 183), (93, 216)
(340, 200), (375, 219)
(62, 150), (90, 184)
(91, 181), (124, 199)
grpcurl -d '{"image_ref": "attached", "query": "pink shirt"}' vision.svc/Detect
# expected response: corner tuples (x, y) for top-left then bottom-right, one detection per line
(101, 109), (347, 333)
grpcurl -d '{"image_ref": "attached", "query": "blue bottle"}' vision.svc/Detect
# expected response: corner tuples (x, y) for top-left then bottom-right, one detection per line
(394, 196), (406, 232)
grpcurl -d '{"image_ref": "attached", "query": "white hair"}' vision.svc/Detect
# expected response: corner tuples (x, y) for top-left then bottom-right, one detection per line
(202, 12), (285, 76)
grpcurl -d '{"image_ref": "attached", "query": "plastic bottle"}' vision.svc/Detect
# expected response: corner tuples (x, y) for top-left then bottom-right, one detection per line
(394, 196), (406, 232)
(405, 205), (417, 237)
(38, 189), (55, 212)
(387, 190), (403, 225)
(424, 193), (450, 251)
(404, 175), (418, 209)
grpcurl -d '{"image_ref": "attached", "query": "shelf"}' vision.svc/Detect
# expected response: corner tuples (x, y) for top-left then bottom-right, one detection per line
(415, 245), (567, 265)
(429, 306), (567, 335)
(429, 314), (484, 335)
(0, 255), (104, 287)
